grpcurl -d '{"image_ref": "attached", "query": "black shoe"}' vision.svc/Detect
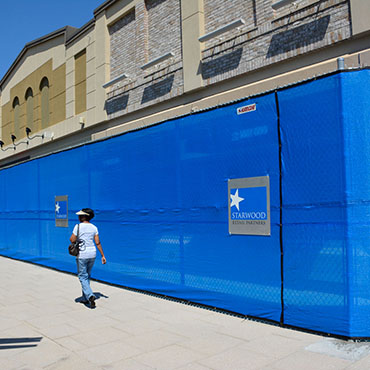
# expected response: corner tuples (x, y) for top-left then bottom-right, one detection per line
(89, 296), (96, 308)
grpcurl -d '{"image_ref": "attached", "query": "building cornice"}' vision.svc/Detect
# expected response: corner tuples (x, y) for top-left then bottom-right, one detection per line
(93, 0), (118, 17)
(65, 19), (95, 46)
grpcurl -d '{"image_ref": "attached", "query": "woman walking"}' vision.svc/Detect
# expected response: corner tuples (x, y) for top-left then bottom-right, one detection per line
(70, 208), (106, 308)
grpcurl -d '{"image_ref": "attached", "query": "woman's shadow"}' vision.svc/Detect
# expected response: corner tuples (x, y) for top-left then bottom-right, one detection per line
(75, 292), (109, 308)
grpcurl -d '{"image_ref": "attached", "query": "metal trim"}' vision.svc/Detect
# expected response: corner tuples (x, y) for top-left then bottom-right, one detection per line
(102, 73), (128, 88)
(272, 0), (297, 11)
(199, 19), (245, 43)
(140, 52), (174, 70)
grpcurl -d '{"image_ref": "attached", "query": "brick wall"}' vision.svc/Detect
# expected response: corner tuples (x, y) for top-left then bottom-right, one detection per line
(146, 0), (181, 61)
(109, 9), (136, 84)
(201, 0), (351, 86)
(107, 0), (183, 119)
(107, 0), (351, 119)
(204, 0), (258, 47)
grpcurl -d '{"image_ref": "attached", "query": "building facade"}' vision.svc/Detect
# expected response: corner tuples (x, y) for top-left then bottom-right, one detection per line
(0, 0), (369, 165)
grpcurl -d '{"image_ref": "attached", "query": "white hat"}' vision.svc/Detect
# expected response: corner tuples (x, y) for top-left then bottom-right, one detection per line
(76, 210), (90, 216)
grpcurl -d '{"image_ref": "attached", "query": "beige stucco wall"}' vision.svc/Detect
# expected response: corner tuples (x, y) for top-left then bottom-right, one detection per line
(65, 26), (96, 130)
(1, 101), (12, 146)
(1, 59), (66, 145)
(93, 13), (109, 125)
(75, 50), (87, 115)
(181, 0), (204, 92)
(1, 36), (66, 104)
(350, 0), (370, 36)
(51, 63), (67, 125)
(0, 23), (99, 154)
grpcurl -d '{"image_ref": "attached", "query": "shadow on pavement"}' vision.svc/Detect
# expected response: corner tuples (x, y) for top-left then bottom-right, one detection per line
(0, 337), (42, 350)
(74, 291), (109, 309)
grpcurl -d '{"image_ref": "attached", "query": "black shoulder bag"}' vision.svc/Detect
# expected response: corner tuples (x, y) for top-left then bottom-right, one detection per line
(68, 224), (80, 256)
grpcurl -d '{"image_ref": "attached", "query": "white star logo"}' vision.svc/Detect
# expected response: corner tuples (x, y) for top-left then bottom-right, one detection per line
(55, 202), (60, 213)
(230, 189), (244, 211)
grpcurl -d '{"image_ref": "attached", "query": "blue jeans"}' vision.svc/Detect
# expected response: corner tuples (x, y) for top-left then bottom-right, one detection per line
(76, 258), (96, 301)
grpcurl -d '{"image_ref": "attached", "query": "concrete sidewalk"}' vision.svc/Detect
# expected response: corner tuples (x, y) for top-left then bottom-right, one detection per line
(0, 257), (369, 370)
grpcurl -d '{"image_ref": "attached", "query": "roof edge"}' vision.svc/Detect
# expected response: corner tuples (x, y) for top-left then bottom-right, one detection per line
(93, 0), (117, 16)
(66, 19), (95, 46)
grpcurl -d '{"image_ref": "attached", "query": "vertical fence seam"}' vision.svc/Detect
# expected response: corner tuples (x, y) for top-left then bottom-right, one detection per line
(275, 90), (284, 326)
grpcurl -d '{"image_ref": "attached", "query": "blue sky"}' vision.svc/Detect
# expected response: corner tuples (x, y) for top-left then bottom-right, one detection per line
(0, 0), (104, 79)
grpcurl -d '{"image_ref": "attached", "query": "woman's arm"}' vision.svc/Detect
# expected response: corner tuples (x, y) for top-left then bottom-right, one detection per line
(70, 233), (77, 243)
(94, 234), (106, 264)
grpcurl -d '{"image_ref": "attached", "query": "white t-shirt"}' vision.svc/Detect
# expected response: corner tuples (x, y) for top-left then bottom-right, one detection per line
(73, 222), (99, 259)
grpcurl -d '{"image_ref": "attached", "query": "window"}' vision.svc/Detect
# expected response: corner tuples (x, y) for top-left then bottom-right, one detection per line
(40, 77), (49, 129)
(25, 88), (34, 131)
(12, 97), (20, 137)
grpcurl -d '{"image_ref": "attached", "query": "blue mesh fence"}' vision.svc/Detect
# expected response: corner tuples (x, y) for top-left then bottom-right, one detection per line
(1, 70), (370, 337)
(278, 74), (349, 335)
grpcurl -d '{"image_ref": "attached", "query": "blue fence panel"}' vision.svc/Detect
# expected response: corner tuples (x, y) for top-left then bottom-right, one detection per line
(38, 147), (90, 262)
(88, 121), (181, 292)
(278, 74), (349, 336)
(89, 92), (281, 321)
(341, 70), (370, 337)
(2, 161), (40, 257)
(175, 96), (281, 319)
